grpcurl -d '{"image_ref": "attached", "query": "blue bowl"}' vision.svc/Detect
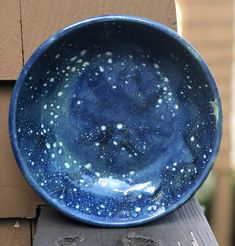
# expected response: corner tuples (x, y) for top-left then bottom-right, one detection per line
(9, 15), (222, 227)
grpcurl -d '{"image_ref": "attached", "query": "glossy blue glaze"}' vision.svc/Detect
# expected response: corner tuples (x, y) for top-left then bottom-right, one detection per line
(9, 15), (222, 227)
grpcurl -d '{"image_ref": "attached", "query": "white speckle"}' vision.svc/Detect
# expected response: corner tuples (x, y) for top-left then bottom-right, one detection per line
(113, 140), (118, 145)
(163, 86), (167, 91)
(175, 104), (179, 110)
(95, 142), (100, 146)
(56, 105), (60, 109)
(66, 66), (71, 70)
(54, 115), (58, 119)
(73, 160), (77, 164)
(125, 80), (128, 84)
(73, 188), (77, 192)
(95, 172), (100, 177)
(77, 100), (82, 105)
(173, 162), (177, 166)
(135, 207), (141, 212)
(50, 120), (54, 125)
(172, 167), (176, 171)
(41, 124), (44, 128)
(168, 92), (173, 96)
(203, 154), (207, 159)
(51, 153), (55, 158)
(50, 77), (55, 82)
(82, 61), (89, 67)
(76, 59), (83, 63)
(209, 148), (212, 153)
(58, 91), (63, 97)
(105, 51), (112, 56)
(108, 58), (112, 64)
(50, 111), (54, 116)
(75, 204), (79, 209)
(164, 77), (169, 82)
(80, 50), (87, 56)
(158, 98), (163, 104)
(100, 204), (105, 208)
(70, 56), (78, 61)
(85, 163), (92, 169)
(180, 169), (184, 173)
(59, 141), (63, 146)
(129, 171), (135, 175)
(138, 194), (142, 199)
(46, 143), (51, 149)
(43, 83), (47, 87)
(99, 66), (104, 72)
(71, 67), (76, 72)
(112, 85), (117, 89)
(188, 85), (192, 89)
(101, 125), (106, 131)
(154, 63), (159, 69)
(40, 183), (44, 187)
(64, 162), (70, 168)
(191, 136), (195, 141)
(55, 54), (60, 59)
(117, 123), (123, 129)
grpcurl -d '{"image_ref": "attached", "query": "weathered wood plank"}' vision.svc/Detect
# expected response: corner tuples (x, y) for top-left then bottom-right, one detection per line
(0, 0), (23, 80)
(33, 198), (218, 246)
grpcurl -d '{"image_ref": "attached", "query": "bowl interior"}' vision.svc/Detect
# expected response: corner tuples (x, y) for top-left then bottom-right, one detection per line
(11, 16), (222, 226)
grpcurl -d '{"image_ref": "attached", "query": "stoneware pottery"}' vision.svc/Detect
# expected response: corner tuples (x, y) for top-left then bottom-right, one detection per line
(9, 15), (222, 227)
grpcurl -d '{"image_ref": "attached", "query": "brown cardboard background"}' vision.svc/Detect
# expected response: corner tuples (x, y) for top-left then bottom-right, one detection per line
(0, 219), (31, 246)
(0, 0), (23, 80)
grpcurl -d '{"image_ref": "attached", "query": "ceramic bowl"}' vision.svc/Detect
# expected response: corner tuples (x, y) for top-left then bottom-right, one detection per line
(9, 15), (222, 227)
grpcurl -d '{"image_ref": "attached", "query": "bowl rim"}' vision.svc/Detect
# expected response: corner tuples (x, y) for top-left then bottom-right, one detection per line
(9, 14), (222, 227)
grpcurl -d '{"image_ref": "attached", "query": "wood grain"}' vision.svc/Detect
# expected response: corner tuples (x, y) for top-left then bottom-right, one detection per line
(0, 0), (22, 80)
(33, 198), (218, 246)
(21, 0), (177, 61)
(0, 219), (31, 246)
